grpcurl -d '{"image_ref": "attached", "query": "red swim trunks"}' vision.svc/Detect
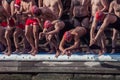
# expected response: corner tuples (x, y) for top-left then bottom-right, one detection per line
(95, 11), (105, 21)
(25, 18), (39, 26)
(8, 18), (15, 27)
(0, 18), (15, 27)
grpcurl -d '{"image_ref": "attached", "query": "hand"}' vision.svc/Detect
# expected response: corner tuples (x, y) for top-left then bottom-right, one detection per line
(89, 39), (96, 46)
(62, 49), (67, 55)
(46, 35), (52, 41)
(39, 32), (45, 40)
(66, 50), (72, 57)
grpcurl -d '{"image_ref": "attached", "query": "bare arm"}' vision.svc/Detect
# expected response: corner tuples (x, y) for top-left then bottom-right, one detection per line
(47, 26), (61, 35)
(101, 0), (109, 12)
(47, 22), (64, 35)
(70, 0), (74, 17)
(10, 1), (15, 16)
(59, 37), (65, 52)
(109, 1), (114, 13)
(90, 17), (97, 40)
(94, 16), (110, 42)
(57, 0), (63, 19)
(38, 0), (43, 7)
(82, 0), (89, 6)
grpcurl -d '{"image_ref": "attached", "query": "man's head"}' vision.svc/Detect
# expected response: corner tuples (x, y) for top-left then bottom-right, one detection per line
(63, 31), (73, 42)
(44, 20), (53, 28)
(14, 0), (21, 8)
(95, 11), (105, 21)
(31, 5), (42, 16)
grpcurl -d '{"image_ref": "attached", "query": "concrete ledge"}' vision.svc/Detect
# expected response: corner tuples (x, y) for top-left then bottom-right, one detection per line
(0, 53), (120, 61)
(0, 53), (120, 80)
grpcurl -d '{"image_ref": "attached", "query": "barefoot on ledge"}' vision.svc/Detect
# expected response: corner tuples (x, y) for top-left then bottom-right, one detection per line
(4, 51), (11, 56)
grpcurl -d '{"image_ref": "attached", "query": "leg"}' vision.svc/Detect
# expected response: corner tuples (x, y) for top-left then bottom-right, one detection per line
(32, 24), (39, 56)
(13, 28), (23, 53)
(0, 27), (7, 51)
(111, 29), (118, 53)
(25, 25), (35, 54)
(4, 28), (13, 56)
(101, 32), (106, 53)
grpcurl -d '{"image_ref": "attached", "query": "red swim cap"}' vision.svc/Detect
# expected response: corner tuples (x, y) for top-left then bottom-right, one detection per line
(14, 0), (21, 8)
(31, 5), (39, 14)
(95, 11), (104, 21)
(44, 20), (53, 29)
(63, 31), (72, 41)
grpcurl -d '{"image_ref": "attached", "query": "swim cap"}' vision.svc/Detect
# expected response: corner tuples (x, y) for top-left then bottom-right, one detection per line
(63, 31), (72, 41)
(14, 0), (21, 8)
(95, 11), (104, 21)
(31, 5), (39, 14)
(44, 20), (53, 29)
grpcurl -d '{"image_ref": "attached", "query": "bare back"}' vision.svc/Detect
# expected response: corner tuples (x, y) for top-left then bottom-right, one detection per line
(110, 1), (120, 17)
(69, 27), (87, 41)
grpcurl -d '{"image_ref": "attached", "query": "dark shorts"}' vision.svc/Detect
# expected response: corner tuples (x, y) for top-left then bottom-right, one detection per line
(6, 0), (12, 5)
(72, 16), (89, 27)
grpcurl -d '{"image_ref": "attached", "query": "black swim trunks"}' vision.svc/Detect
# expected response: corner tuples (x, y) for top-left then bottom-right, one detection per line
(6, 0), (12, 5)
(72, 16), (89, 27)
(108, 15), (120, 32)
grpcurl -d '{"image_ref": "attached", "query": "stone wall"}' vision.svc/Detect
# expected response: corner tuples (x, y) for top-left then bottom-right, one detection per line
(0, 73), (120, 80)
(0, 61), (120, 80)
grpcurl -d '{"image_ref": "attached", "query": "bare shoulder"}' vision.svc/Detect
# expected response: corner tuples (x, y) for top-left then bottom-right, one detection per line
(21, 1), (24, 6)
(39, 7), (46, 12)
(110, 0), (116, 5)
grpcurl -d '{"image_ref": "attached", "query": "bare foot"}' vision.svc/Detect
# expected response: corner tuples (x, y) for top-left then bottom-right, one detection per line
(66, 51), (72, 57)
(55, 51), (61, 58)
(4, 51), (11, 56)
(28, 49), (34, 54)
(43, 47), (49, 52)
(102, 48), (106, 53)
(2, 49), (8, 54)
(13, 50), (20, 54)
(48, 50), (54, 54)
(98, 50), (103, 56)
(111, 49), (115, 54)
(39, 46), (49, 51)
(31, 49), (38, 56)
(20, 49), (29, 54)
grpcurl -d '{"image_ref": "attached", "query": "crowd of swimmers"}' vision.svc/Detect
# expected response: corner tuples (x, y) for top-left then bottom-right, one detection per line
(0, 0), (120, 57)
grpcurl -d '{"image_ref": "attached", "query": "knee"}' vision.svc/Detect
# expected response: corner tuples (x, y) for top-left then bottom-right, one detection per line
(25, 31), (30, 38)
(5, 32), (9, 39)
(13, 32), (18, 38)
(33, 32), (38, 39)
